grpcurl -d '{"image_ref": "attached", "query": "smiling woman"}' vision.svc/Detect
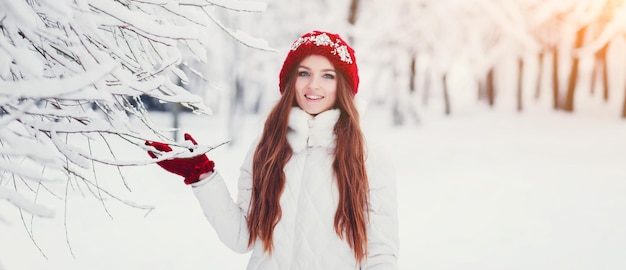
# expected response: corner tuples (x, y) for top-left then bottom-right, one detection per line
(146, 30), (399, 270)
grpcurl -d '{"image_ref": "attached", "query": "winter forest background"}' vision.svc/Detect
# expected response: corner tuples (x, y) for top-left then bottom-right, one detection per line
(1, 0), (626, 269)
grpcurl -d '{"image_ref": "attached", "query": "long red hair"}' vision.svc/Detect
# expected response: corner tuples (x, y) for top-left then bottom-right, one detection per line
(247, 67), (370, 262)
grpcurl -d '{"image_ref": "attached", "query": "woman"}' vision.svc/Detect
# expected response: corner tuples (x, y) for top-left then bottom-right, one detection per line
(146, 30), (399, 269)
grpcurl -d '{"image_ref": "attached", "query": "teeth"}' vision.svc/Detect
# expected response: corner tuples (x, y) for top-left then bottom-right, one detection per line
(306, 95), (323, 100)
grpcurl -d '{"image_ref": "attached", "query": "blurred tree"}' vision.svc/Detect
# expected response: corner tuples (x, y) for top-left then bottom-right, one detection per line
(355, 0), (425, 123)
(564, 25), (587, 112)
(348, 0), (360, 26)
(592, 43), (610, 102)
(577, 0), (626, 117)
(562, 1), (611, 112)
(518, 59), (524, 111)
(529, 0), (619, 113)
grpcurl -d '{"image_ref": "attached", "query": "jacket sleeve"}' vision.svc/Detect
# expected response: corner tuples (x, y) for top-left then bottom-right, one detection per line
(361, 142), (400, 269)
(190, 141), (256, 253)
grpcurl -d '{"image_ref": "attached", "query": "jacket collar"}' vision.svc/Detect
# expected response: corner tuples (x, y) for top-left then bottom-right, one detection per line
(287, 107), (340, 153)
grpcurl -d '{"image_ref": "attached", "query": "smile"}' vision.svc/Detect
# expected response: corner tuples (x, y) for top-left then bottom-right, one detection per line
(305, 94), (324, 100)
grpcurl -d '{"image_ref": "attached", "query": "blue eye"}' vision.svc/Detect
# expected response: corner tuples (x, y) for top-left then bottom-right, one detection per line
(323, 74), (335, 79)
(298, 71), (310, 77)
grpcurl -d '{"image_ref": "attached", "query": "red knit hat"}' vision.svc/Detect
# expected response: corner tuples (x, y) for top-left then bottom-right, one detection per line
(279, 30), (359, 95)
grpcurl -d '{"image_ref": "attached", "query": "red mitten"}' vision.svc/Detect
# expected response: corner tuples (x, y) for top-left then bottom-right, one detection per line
(146, 133), (215, 185)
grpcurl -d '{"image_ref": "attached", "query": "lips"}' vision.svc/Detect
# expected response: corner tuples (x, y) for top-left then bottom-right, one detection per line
(305, 94), (323, 101)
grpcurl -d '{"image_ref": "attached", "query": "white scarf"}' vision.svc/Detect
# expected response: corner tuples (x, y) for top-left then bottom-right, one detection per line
(287, 107), (340, 153)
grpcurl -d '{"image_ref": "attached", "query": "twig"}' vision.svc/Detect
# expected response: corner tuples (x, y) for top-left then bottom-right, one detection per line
(67, 170), (155, 212)
(99, 133), (132, 192)
(89, 4), (181, 46)
(18, 207), (48, 259)
(64, 172), (76, 258)
(87, 135), (114, 219)
(12, 175), (48, 260)
(180, 0), (266, 13)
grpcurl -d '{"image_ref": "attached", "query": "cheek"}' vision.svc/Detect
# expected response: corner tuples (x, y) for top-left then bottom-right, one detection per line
(294, 78), (306, 94)
(324, 79), (337, 89)
(328, 92), (338, 106)
(326, 83), (338, 100)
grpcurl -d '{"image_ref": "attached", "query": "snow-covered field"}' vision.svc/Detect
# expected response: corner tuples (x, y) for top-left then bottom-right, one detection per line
(1, 102), (626, 270)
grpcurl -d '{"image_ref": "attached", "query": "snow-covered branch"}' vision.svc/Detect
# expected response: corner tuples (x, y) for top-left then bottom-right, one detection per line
(0, 0), (268, 259)
(0, 187), (55, 219)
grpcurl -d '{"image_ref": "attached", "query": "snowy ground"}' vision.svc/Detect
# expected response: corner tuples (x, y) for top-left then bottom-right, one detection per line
(1, 102), (626, 270)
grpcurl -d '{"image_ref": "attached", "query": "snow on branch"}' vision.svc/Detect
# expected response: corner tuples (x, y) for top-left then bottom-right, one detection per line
(0, 187), (55, 219)
(201, 6), (276, 51)
(0, 0), (268, 256)
(182, 0), (267, 12)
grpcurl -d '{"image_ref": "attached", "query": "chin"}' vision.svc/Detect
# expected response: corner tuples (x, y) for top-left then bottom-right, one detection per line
(304, 110), (321, 115)
(303, 107), (328, 115)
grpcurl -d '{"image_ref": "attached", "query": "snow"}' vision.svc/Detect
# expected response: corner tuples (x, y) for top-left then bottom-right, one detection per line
(0, 188), (55, 219)
(1, 102), (625, 270)
(203, 8), (276, 52)
(0, 63), (117, 99)
(0, 159), (64, 183)
(2, 0), (626, 269)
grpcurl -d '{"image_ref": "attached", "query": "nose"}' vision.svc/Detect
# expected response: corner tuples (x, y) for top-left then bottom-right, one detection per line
(308, 75), (320, 90)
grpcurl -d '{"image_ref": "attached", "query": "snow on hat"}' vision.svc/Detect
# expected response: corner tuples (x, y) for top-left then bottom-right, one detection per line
(279, 30), (359, 95)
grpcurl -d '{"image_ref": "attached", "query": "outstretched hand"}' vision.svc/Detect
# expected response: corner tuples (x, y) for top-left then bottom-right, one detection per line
(146, 133), (215, 185)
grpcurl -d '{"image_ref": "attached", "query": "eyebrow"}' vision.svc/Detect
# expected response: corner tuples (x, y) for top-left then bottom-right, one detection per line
(298, 66), (336, 73)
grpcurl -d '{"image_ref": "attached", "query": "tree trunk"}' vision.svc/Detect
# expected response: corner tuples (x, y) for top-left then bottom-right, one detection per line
(487, 68), (495, 106)
(346, 0), (359, 44)
(409, 56), (417, 93)
(622, 88), (626, 118)
(535, 52), (543, 99)
(564, 26), (587, 112)
(552, 47), (560, 109)
(478, 79), (485, 100)
(591, 58), (598, 95)
(348, 0), (359, 25)
(172, 75), (183, 140)
(423, 70), (431, 106)
(228, 77), (245, 144)
(392, 63), (404, 125)
(517, 58), (524, 111)
(392, 59), (420, 125)
(172, 103), (180, 140)
(443, 74), (451, 115)
(597, 43), (610, 101)
(602, 57), (609, 102)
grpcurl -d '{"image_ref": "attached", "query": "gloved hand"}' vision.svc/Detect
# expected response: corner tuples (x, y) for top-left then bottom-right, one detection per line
(146, 133), (215, 185)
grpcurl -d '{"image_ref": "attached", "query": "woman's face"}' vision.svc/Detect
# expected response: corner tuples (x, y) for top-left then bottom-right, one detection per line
(294, 55), (338, 115)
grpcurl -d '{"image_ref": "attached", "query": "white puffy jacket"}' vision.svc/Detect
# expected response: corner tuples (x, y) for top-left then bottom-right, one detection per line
(192, 107), (399, 269)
